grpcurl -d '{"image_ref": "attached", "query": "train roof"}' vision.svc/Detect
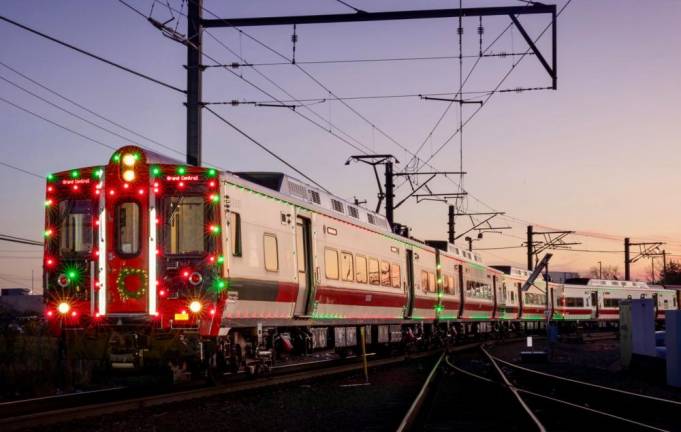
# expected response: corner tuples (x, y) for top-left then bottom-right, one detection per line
(490, 266), (532, 278)
(424, 240), (485, 264)
(565, 278), (650, 289)
(232, 171), (391, 233)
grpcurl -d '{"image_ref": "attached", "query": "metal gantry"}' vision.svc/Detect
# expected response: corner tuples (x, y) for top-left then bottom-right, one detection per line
(182, 2), (558, 166)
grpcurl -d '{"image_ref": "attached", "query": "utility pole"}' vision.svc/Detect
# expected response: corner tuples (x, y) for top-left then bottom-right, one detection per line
(663, 250), (668, 280)
(448, 205), (455, 244)
(624, 237), (630, 280)
(186, 0), (203, 166)
(527, 225), (534, 270)
(624, 239), (664, 281)
(385, 161), (394, 227)
(525, 225), (579, 271)
(465, 236), (473, 251)
(597, 261), (602, 279)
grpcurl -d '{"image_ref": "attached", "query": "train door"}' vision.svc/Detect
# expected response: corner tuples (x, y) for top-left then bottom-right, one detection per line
(491, 275), (498, 319)
(294, 216), (313, 316)
(105, 177), (149, 315)
(591, 290), (598, 319)
(404, 249), (415, 318)
(457, 264), (465, 318)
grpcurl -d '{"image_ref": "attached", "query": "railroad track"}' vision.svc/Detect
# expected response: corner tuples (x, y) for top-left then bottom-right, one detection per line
(438, 344), (680, 431)
(397, 339), (537, 431)
(0, 348), (441, 431)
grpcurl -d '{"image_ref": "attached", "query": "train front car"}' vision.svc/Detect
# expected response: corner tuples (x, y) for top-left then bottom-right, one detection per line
(44, 146), (225, 367)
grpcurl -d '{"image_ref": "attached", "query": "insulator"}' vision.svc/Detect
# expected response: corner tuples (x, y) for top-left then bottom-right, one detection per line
(477, 26), (484, 35)
(230, 100), (239, 106)
(457, 27), (463, 35)
(230, 62), (240, 69)
(499, 51), (507, 57)
(291, 34), (298, 43)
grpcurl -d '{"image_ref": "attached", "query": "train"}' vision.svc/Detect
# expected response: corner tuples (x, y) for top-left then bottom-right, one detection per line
(42, 145), (679, 373)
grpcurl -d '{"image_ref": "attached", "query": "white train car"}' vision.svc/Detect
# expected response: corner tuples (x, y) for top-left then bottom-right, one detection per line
(553, 283), (594, 321)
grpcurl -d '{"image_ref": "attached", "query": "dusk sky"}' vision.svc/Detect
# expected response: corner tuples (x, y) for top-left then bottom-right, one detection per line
(1, 0), (680, 291)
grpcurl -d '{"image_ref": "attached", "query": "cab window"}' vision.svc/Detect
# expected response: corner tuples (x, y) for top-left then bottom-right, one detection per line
(164, 196), (205, 255)
(59, 200), (93, 254)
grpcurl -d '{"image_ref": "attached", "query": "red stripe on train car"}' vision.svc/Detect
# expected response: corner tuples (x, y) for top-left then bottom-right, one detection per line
(315, 286), (406, 307)
(276, 282), (299, 302)
(463, 302), (494, 311)
(442, 300), (461, 309)
(554, 308), (593, 314)
(414, 297), (438, 309)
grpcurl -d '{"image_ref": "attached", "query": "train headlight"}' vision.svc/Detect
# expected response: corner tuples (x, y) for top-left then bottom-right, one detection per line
(122, 153), (137, 167)
(189, 301), (202, 314)
(121, 152), (137, 182)
(57, 302), (71, 315)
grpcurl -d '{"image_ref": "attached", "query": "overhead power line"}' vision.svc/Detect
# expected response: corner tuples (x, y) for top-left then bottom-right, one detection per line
(0, 14), (185, 94)
(0, 233), (43, 247)
(205, 51), (533, 67)
(0, 60), (186, 159)
(0, 161), (44, 179)
(204, 106), (329, 193)
(0, 95), (116, 151)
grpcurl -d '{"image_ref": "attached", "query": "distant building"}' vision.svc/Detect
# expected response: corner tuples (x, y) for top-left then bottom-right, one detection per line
(1, 288), (31, 296)
(547, 271), (580, 283)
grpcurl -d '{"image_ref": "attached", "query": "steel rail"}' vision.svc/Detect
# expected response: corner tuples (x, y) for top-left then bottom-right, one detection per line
(395, 352), (444, 432)
(490, 354), (681, 406)
(0, 349), (442, 431)
(517, 388), (670, 432)
(480, 345), (547, 432)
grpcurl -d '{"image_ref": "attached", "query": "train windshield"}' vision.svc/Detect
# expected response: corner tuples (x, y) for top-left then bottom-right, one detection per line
(164, 196), (205, 255)
(59, 200), (94, 255)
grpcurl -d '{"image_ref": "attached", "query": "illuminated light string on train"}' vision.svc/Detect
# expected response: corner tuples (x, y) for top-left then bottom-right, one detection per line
(35, 146), (680, 372)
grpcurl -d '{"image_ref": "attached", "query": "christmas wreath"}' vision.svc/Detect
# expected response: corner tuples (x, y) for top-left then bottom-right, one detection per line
(116, 267), (147, 301)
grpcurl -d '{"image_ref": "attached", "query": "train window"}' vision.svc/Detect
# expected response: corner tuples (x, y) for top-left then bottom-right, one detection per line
(59, 200), (94, 255)
(116, 201), (140, 256)
(164, 196), (205, 255)
(390, 264), (400, 288)
(341, 252), (354, 282)
(674, 297), (677, 308)
(230, 212), (242, 257)
(566, 297), (584, 307)
(447, 276), (455, 294)
(510, 291), (515, 302)
(428, 272), (436, 293)
(325, 248), (339, 280)
(442, 275), (449, 292)
(664, 299), (669, 309)
(421, 271), (429, 293)
(368, 258), (380, 285)
(264, 234), (279, 272)
(380, 261), (391, 286)
(604, 298), (620, 308)
(355, 255), (367, 283)
(640, 293), (646, 299)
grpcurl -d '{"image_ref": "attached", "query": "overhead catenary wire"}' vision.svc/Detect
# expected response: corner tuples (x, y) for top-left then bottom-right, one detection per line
(0, 15), (185, 94)
(0, 60), (186, 159)
(205, 51), (534, 67)
(204, 106), (330, 193)
(0, 95), (117, 151)
(0, 161), (44, 179)
(0, 233), (43, 247)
